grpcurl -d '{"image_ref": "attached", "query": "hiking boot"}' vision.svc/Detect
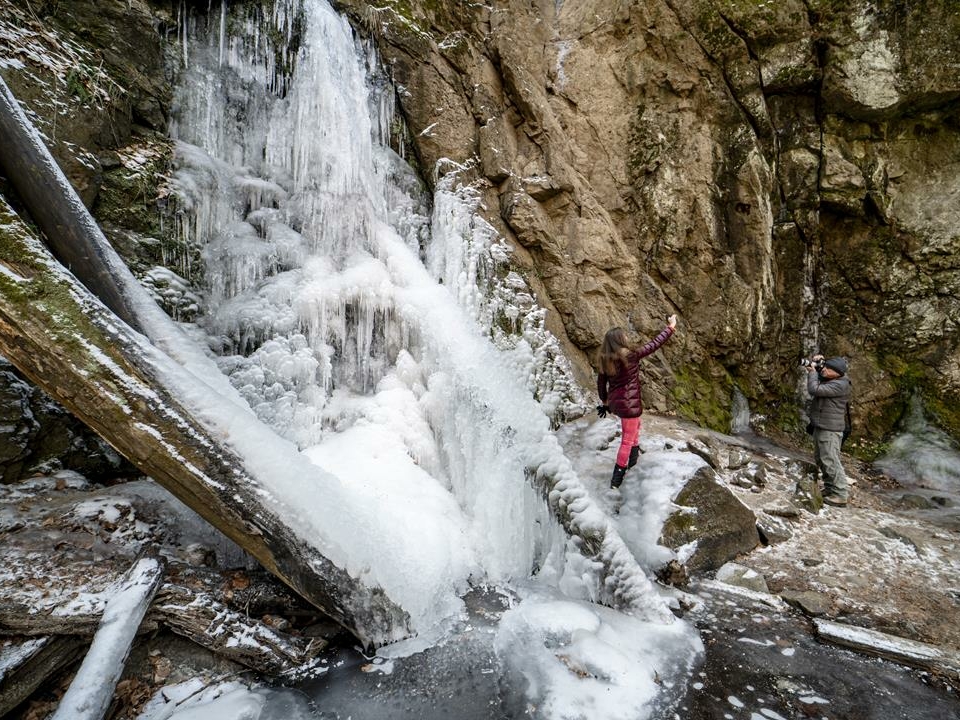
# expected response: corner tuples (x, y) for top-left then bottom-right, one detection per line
(610, 465), (627, 489)
(627, 445), (642, 469)
(823, 494), (847, 507)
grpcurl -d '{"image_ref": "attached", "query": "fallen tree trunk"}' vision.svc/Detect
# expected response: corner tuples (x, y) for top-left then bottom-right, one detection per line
(0, 198), (409, 646)
(526, 465), (675, 623)
(0, 76), (145, 333)
(154, 583), (324, 676)
(51, 554), (166, 720)
(814, 618), (960, 680)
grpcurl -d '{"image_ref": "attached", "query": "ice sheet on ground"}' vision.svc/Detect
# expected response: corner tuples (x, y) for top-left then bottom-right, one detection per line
(495, 587), (703, 720)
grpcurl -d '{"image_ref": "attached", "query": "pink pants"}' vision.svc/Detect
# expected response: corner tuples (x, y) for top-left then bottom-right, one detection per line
(616, 416), (642, 467)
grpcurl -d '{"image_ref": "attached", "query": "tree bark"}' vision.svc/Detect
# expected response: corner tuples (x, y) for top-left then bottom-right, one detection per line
(0, 199), (410, 647)
(0, 636), (86, 718)
(154, 580), (324, 675)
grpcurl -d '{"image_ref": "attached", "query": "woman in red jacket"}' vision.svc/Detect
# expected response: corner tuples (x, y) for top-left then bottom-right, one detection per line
(597, 315), (677, 488)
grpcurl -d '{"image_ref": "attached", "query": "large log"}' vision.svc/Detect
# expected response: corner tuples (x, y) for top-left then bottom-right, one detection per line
(0, 199), (409, 646)
(0, 556), (324, 674)
(154, 580), (325, 675)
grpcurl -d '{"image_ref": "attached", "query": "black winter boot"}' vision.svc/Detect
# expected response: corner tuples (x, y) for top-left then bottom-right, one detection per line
(627, 445), (641, 469)
(610, 464), (627, 489)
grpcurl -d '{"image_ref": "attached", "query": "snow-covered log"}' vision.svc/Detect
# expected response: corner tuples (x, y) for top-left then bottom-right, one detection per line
(0, 636), (85, 717)
(0, 200), (410, 646)
(51, 554), (165, 720)
(814, 618), (960, 679)
(154, 577), (324, 675)
(0, 75), (145, 333)
(526, 466), (675, 622)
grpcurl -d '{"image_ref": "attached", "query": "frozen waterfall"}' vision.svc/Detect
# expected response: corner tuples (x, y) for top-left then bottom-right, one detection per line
(166, 2), (699, 714)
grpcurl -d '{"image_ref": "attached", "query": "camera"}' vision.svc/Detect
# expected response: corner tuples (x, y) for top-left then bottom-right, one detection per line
(800, 357), (824, 370)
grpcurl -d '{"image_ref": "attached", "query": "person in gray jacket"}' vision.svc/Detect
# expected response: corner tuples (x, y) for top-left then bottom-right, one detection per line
(805, 355), (852, 507)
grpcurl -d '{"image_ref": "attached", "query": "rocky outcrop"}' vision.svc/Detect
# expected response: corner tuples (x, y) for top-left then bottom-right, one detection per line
(0, 0), (170, 209)
(0, 360), (133, 483)
(660, 466), (760, 573)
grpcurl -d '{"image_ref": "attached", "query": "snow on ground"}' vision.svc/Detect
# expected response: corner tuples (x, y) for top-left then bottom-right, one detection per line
(135, 679), (316, 720)
(302, 399), (480, 626)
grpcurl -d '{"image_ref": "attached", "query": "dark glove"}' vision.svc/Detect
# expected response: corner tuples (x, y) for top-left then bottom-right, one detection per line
(596, 404), (609, 418)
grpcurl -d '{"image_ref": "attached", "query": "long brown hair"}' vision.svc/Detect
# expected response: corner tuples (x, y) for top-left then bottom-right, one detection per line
(598, 327), (632, 375)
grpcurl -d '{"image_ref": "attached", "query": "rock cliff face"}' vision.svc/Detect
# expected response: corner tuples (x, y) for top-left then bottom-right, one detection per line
(1, 0), (958, 471)
(331, 0), (960, 441)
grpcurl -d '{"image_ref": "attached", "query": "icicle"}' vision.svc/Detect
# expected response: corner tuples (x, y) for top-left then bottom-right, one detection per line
(180, 1), (189, 70)
(218, 0), (226, 67)
(730, 387), (750, 434)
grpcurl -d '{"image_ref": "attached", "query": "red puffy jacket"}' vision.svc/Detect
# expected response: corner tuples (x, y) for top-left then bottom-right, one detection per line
(597, 326), (674, 418)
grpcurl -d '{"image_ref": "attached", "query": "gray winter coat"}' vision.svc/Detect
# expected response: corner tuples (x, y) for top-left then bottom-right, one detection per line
(807, 373), (852, 432)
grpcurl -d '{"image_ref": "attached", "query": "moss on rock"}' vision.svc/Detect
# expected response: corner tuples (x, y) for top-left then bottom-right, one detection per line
(670, 362), (735, 432)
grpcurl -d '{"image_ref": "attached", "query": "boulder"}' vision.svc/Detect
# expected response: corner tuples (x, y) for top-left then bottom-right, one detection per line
(756, 513), (794, 545)
(0, 359), (133, 484)
(660, 467), (760, 574)
(715, 562), (769, 594)
(794, 473), (823, 514)
(780, 589), (832, 617)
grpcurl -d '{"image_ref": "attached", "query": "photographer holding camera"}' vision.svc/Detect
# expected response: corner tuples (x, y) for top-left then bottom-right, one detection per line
(803, 355), (852, 507)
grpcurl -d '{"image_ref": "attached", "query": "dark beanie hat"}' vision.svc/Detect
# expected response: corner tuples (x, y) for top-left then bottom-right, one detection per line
(824, 357), (848, 375)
